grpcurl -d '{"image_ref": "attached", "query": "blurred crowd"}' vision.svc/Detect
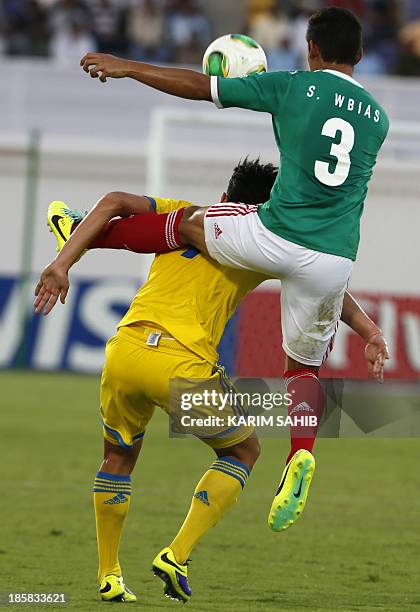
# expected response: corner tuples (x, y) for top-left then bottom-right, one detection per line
(247, 0), (420, 76)
(1, 0), (420, 75)
(0, 0), (211, 64)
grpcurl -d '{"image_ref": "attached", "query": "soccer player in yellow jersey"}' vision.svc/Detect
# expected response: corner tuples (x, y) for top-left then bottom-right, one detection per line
(35, 160), (388, 604)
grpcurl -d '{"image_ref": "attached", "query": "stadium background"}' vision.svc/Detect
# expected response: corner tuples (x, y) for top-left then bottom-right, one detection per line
(1, 2), (420, 610)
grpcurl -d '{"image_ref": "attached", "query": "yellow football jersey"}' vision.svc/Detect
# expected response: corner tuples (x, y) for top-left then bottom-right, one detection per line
(118, 197), (267, 365)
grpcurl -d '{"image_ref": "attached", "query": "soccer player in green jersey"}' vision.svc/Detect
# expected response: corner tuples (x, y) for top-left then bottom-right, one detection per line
(75, 7), (389, 532)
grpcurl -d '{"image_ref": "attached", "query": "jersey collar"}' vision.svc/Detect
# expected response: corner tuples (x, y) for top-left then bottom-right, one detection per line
(319, 69), (364, 89)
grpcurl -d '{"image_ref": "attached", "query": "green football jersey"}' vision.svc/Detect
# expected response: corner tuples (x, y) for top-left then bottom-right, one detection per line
(212, 70), (389, 261)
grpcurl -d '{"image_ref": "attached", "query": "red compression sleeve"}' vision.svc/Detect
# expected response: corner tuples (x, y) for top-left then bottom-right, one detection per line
(86, 210), (185, 253)
(284, 369), (325, 464)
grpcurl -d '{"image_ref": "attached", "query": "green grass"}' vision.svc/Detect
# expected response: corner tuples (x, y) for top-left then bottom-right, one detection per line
(1, 372), (420, 611)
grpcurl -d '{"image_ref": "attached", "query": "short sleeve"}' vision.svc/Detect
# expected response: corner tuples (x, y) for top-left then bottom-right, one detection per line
(211, 71), (293, 115)
(150, 197), (193, 214)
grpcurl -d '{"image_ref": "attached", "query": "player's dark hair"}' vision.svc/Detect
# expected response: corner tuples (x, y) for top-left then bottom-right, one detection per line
(226, 157), (278, 204)
(306, 7), (362, 66)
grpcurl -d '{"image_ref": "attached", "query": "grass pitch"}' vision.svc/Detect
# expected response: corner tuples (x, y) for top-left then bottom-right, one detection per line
(1, 371), (420, 611)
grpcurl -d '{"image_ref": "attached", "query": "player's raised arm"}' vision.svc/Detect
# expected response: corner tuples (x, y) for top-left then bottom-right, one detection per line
(80, 53), (212, 101)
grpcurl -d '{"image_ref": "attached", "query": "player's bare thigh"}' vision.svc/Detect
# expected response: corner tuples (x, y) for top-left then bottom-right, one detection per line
(285, 355), (319, 375)
(179, 206), (209, 255)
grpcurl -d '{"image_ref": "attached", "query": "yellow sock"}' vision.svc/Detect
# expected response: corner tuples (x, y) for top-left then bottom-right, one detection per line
(170, 457), (250, 564)
(93, 471), (132, 583)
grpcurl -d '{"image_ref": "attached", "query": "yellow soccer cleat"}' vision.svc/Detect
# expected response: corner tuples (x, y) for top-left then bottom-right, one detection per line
(268, 449), (315, 533)
(99, 574), (137, 603)
(152, 546), (192, 603)
(47, 200), (86, 253)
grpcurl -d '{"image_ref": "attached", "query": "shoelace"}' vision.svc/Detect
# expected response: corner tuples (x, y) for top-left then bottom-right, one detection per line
(66, 208), (88, 222)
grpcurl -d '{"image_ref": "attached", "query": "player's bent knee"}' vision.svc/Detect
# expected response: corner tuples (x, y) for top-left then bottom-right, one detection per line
(102, 439), (142, 474)
(219, 434), (261, 470)
(178, 206), (198, 232)
(180, 205), (200, 222)
(243, 434), (261, 466)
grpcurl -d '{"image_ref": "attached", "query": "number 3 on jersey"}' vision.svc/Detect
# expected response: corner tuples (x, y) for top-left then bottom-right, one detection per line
(315, 117), (355, 187)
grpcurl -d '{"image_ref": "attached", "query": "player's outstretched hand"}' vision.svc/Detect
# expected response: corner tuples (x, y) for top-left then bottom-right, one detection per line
(365, 332), (389, 383)
(34, 263), (70, 316)
(80, 53), (128, 83)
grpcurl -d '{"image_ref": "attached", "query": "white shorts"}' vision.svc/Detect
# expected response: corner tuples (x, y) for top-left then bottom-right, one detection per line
(204, 203), (353, 367)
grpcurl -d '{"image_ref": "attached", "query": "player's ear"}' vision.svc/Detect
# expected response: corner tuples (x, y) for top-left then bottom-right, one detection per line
(308, 40), (320, 60)
(354, 47), (363, 67)
(221, 192), (228, 203)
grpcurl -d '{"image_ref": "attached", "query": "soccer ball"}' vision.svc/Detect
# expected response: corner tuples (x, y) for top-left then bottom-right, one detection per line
(203, 34), (267, 78)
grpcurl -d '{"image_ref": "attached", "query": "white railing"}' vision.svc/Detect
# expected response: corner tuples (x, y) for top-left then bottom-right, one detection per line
(145, 107), (420, 195)
(1, 59), (420, 135)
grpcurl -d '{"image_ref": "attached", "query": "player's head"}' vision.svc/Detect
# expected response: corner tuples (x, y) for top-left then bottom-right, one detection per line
(223, 157), (278, 204)
(306, 7), (363, 71)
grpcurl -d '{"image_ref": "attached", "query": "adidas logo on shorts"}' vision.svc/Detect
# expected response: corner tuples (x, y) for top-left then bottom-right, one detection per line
(214, 223), (223, 239)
